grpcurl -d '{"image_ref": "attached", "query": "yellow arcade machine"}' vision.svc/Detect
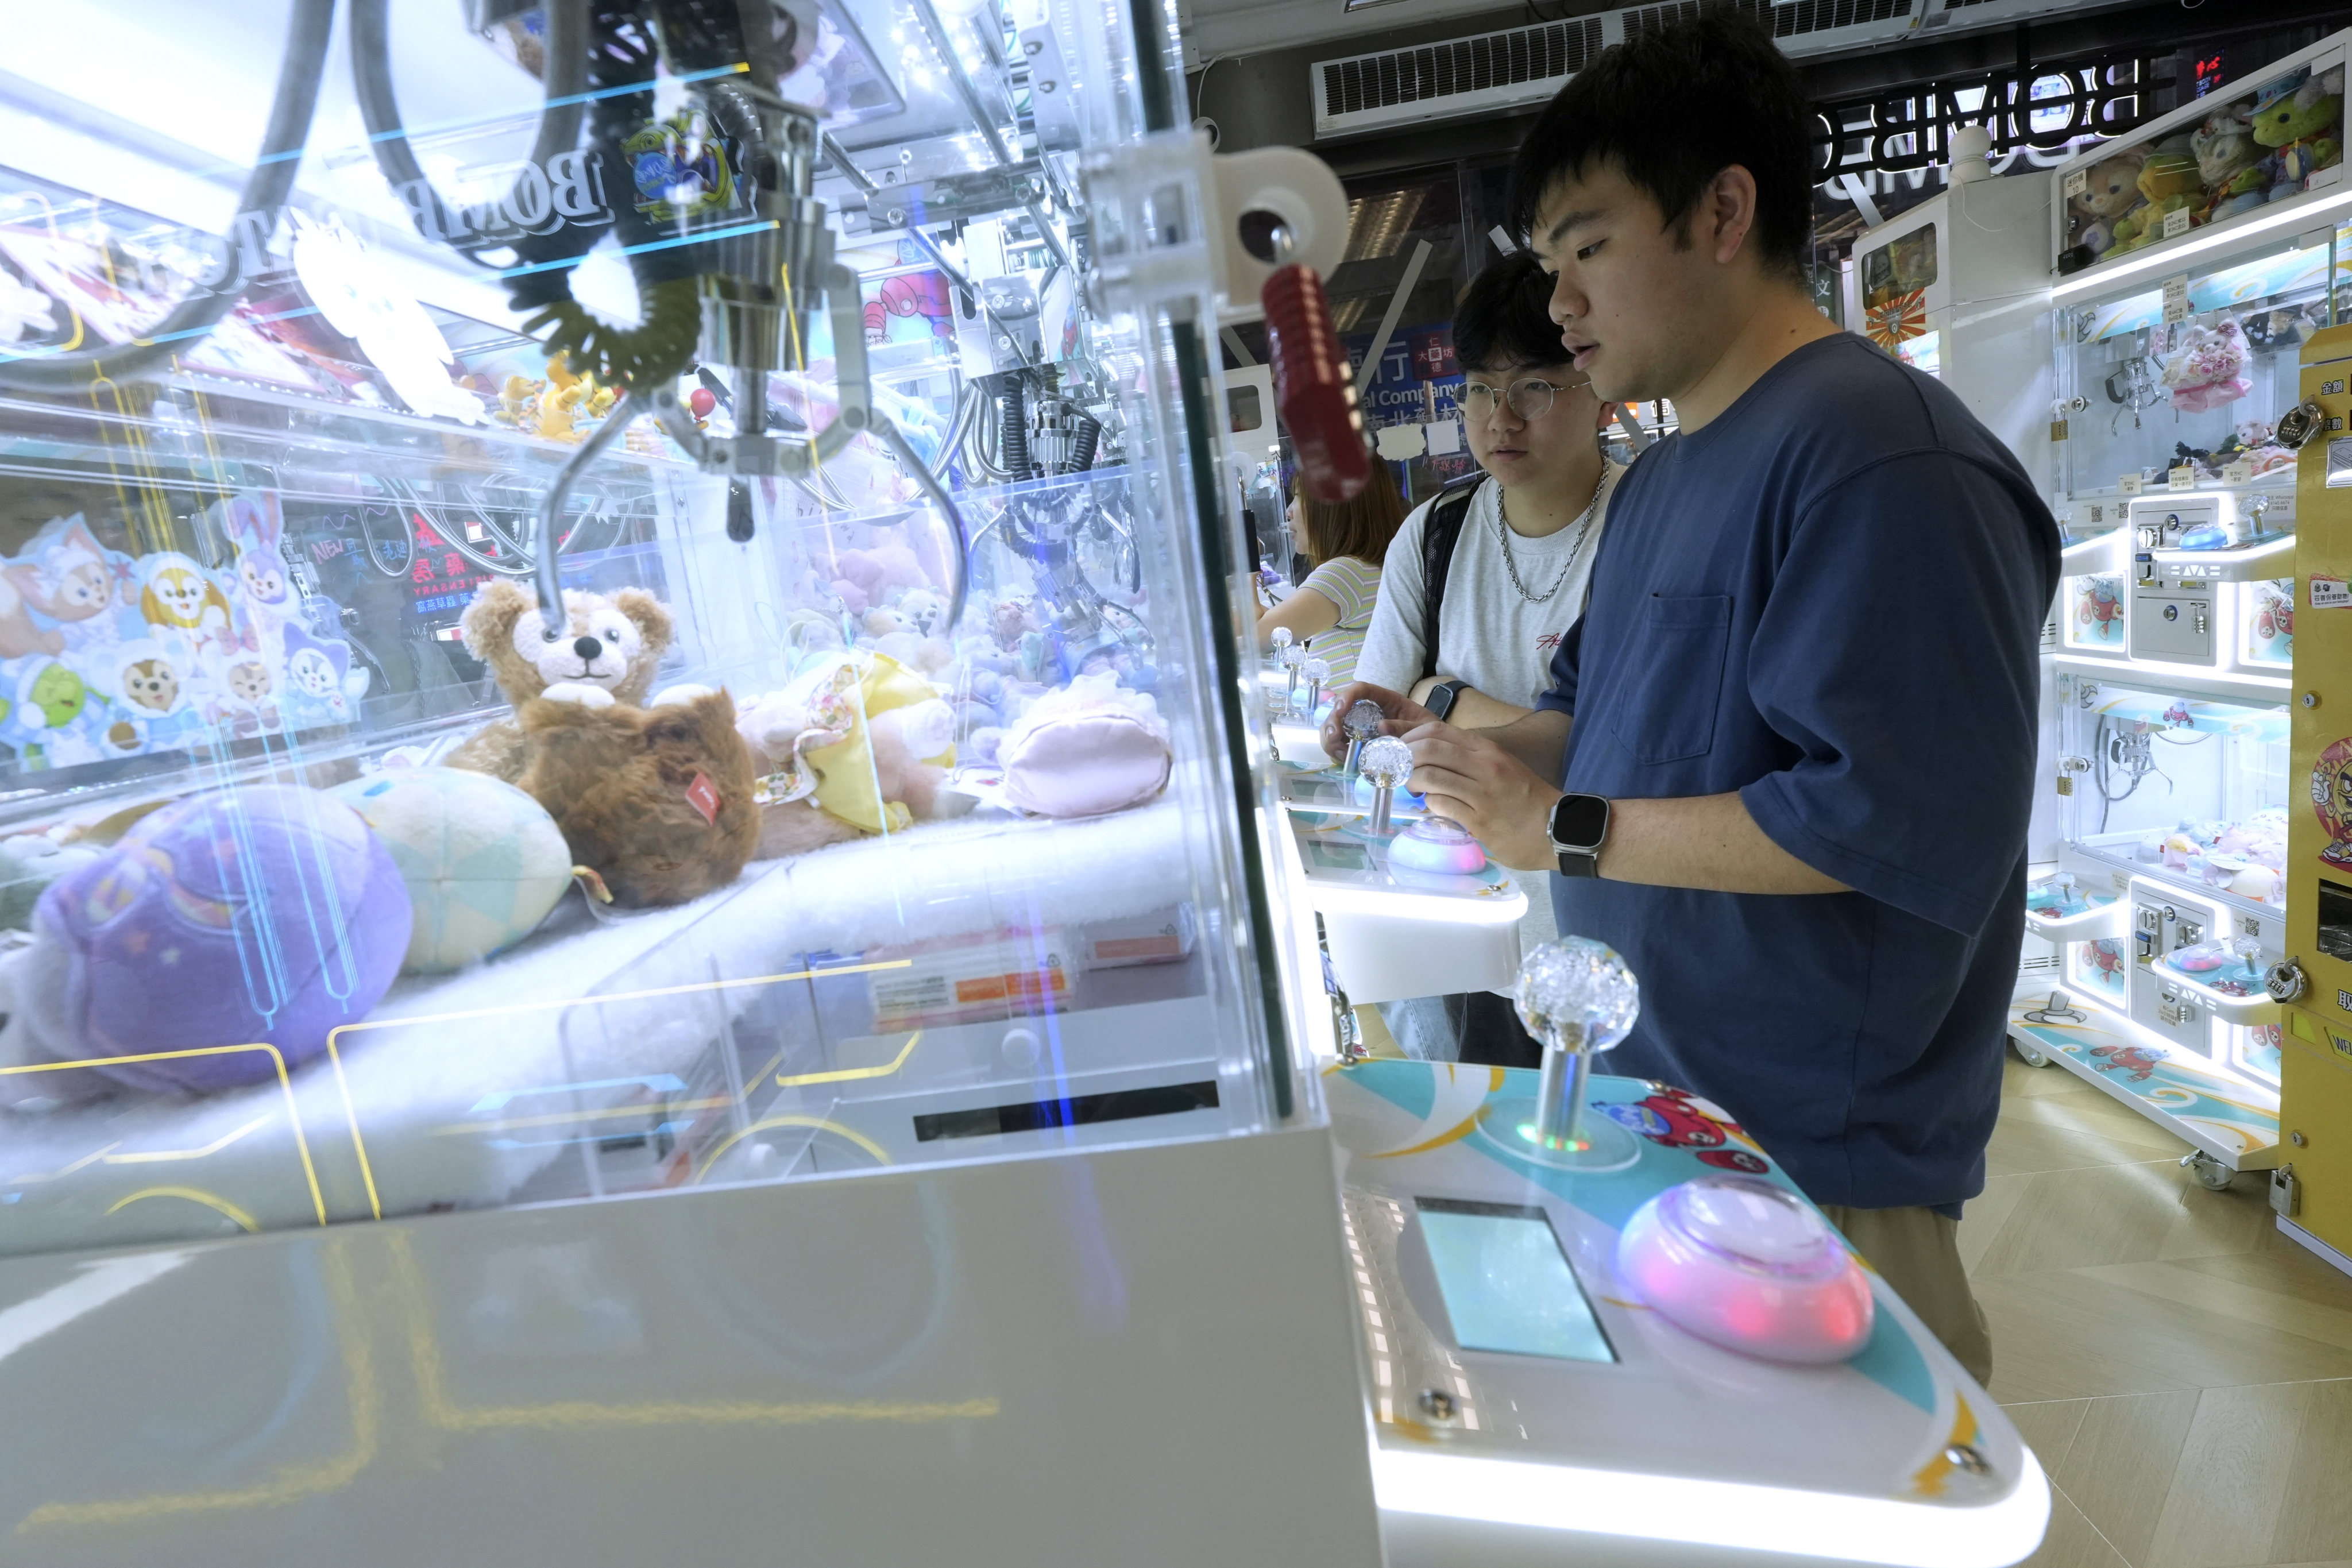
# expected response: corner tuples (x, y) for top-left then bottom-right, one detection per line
(2278, 325), (2352, 1270)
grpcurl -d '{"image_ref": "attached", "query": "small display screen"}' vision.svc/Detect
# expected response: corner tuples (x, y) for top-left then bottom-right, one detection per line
(1415, 1198), (1615, 1363)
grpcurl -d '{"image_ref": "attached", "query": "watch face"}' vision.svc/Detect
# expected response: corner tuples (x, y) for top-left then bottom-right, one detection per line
(1551, 793), (1609, 850)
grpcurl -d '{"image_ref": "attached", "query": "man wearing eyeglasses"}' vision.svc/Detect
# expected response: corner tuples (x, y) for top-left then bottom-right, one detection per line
(1349, 252), (1625, 1068)
(1320, 12), (2057, 1384)
(1353, 252), (1625, 738)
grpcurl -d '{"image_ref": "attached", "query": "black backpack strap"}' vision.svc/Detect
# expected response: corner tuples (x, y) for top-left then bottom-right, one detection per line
(1419, 474), (1485, 683)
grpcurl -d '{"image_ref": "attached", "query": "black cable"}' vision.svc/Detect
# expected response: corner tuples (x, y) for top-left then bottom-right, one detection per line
(999, 376), (1032, 480)
(1068, 412), (1101, 474)
(0, 0), (332, 392)
(349, 0), (587, 264)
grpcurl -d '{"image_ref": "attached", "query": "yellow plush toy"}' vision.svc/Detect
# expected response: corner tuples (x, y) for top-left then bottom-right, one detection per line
(737, 653), (957, 839)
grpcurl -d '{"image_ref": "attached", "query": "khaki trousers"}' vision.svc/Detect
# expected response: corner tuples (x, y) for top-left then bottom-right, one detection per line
(1820, 1203), (1994, 1387)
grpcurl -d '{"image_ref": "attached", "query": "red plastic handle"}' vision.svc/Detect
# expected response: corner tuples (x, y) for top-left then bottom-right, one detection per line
(1262, 263), (1370, 503)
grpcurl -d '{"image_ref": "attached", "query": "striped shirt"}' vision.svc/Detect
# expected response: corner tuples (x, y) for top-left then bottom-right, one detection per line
(1298, 554), (1381, 686)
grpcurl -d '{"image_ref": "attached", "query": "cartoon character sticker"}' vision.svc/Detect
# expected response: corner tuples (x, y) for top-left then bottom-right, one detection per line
(0, 493), (363, 775)
(1596, 1086), (1768, 1171)
(2072, 575), (2125, 646)
(2089, 1044), (2165, 1083)
(138, 553), (235, 652)
(2316, 736), (2352, 869)
(279, 623), (352, 727)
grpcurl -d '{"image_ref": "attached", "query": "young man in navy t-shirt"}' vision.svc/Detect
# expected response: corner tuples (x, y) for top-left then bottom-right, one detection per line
(1321, 11), (2056, 1382)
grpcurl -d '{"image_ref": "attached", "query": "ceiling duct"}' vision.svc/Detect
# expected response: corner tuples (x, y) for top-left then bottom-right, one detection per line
(1310, 0), (2086, 140)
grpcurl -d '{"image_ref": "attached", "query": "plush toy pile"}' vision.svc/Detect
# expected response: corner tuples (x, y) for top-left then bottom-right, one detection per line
(2066, 64), (2343, 261)
(451, 580), (761, 909)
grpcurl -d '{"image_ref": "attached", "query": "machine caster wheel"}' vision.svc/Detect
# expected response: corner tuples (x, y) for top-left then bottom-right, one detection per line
(2014, 1039), (2052, 1068)
(2183, 1151), (2235, 1191)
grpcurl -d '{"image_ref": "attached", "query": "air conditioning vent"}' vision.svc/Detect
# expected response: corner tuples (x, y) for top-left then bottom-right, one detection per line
(1622, 0), (1911, 42)
(1311, 0), (1929, 139)
(1313, 17), (1602, 137)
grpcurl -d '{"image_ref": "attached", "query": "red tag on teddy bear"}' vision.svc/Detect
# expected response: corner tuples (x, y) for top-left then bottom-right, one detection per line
(685, 771), (722, 825)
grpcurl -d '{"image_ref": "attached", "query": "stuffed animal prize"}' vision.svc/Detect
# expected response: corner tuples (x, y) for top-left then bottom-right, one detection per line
(329, 767), (571, 972)
(0, 785), (410, 1098)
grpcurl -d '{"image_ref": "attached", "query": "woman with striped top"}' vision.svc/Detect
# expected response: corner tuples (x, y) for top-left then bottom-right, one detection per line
(1253, 460), (1405, 686)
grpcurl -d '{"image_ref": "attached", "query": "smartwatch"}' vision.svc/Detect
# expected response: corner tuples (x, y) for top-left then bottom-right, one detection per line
(1548, 793), (1611, 878)
(1426, 679), (1471, 722)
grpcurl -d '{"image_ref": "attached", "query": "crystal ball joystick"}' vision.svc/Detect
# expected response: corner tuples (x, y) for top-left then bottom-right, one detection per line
(1341, 700), (1382, 777)
(1615, 1176), (1875, 1364)
(1496, 939), (1642, 1172)
(1357, 736), (1415, 834)
(1280, 642), (1308, 710)
(1270, 625), (1293, 655)
(1301, 656), (1330, 720)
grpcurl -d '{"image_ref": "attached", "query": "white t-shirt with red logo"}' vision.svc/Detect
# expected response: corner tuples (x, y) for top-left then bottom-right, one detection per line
(1354, 462), (1623, 710)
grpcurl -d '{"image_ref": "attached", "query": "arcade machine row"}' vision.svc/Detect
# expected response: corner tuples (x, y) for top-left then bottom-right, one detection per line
(0, 4), (2055, 1564)
(2007, 30), (2352, 1191)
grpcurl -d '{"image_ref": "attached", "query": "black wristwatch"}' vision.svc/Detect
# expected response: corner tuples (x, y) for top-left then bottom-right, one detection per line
(1426, 679), (1471, 722)
(1548, 793), (1611, 878)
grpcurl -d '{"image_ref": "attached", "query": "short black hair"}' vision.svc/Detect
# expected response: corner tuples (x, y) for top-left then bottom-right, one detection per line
(1452, 252), (1570, 373)
(1504, 8), (1816, 279)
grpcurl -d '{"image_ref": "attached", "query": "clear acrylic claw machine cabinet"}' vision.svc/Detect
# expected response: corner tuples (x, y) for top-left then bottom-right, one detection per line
(2009, 33), (2352, 1183)
(0, 2), (1383, 1562)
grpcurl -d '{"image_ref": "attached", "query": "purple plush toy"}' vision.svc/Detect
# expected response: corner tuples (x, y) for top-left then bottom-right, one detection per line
(0, 785), (410, 1098)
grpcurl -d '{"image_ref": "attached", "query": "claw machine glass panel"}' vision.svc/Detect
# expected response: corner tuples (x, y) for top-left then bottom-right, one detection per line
(2046, 671), (2290, 1060)
(0, 3), (1390, 1564)
(0, 0), (1300, 1258)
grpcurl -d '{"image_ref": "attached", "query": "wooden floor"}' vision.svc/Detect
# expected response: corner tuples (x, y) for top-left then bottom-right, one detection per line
(1980, 1049), (2352, 1568)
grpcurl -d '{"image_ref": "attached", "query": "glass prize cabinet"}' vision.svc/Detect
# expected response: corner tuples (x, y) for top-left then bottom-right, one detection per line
(2024, 52), (2352, 1125)
(0, 4), (1381, 1562)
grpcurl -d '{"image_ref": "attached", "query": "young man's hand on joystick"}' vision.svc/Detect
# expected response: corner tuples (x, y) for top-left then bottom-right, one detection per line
(1318, 681), (1440, 762)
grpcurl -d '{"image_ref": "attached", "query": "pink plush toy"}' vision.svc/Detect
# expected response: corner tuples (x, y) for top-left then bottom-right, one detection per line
(827, 543), (930, 617)
(999, 673), (1172, 819)
(2163, 319), (2251, 412)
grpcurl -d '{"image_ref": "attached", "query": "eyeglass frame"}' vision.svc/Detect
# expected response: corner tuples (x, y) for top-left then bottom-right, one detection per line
(1459, 373), (1590, 421)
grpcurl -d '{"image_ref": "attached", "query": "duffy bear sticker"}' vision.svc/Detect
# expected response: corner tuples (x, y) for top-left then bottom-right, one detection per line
(0, 495), (365, 773)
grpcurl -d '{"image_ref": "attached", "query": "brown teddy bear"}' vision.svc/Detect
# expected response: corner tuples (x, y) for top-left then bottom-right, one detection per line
(449, 580), (759, 907)
(449, 580), (671, 780)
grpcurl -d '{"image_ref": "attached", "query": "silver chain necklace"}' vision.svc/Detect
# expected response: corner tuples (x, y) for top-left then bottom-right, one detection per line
(1495, 470), (1606, 605)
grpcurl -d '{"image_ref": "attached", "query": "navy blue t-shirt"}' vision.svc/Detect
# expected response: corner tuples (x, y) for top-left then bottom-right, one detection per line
(1537, 334), (2058, 1212)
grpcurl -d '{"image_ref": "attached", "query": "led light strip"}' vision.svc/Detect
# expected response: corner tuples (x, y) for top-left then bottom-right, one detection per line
(1374, 1446), (2050, 1568)
(2051, 188), (2352, 300)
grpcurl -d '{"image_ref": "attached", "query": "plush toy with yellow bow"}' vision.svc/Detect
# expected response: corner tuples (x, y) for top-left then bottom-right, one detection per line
(733, 652), (959, 859)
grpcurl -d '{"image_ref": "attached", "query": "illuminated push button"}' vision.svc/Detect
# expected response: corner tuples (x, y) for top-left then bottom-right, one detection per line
(1387, 816), (1486, 875)
(1615, 1176), (1874, 1364)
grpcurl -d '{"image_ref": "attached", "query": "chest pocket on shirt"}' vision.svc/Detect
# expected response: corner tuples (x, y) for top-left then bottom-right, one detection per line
(1608, 594), (1731, 764)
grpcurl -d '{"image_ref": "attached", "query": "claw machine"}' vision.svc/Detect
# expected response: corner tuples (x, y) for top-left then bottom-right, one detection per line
(0, 1), (1385, 1561)
(2274, 325), (2352, 1276)
(2008, 31), (2352, 1187)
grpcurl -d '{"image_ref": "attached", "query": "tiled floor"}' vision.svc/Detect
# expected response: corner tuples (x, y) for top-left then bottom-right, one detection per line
(1980, 1050), (2352, 1568)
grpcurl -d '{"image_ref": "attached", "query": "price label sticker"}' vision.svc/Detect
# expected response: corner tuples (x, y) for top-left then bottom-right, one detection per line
(2222, 461), (2253, 484)
(2168, 465), (2196, 490)
(2162, 273), (2189, 324)
(2119, 474), (2145, 495)
(2064, 168), (2089, 198)
(2164, 206), (2192, 240)
(2313, 576), (2352, 609)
